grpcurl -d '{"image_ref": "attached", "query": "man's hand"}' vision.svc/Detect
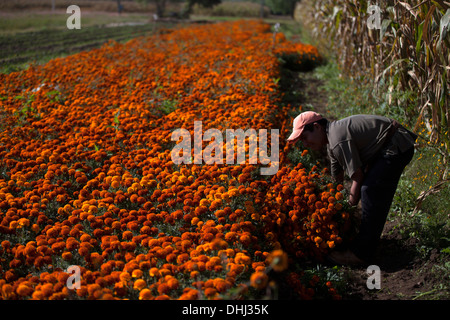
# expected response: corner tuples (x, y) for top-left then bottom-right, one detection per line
(349, 168), (364, 206)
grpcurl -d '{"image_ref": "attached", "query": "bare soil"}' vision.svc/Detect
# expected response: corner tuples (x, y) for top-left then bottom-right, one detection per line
(342, 219), (437, 300)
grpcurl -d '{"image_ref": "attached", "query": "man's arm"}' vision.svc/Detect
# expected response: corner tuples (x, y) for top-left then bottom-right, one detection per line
(349, 168), (364, 206)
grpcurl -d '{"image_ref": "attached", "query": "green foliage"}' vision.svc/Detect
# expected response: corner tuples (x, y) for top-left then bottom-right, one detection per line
(313, 60), (418, 127)
(158, 99), (178, 115)
(12, 93), (42, 127)
(188, 0), (222, 9)
(265, 0), (297, 16)
(191, 1), (269, 18)
(390, 145), (450, 255)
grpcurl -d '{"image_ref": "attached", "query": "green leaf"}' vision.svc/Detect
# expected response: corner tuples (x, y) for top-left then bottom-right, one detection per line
(416, 21), (424, 58)
(113, 109), (120, 125)
(380, 19), (392, 40)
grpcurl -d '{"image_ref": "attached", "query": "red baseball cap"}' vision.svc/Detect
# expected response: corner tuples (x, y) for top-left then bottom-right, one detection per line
(287, 111), (323, 141)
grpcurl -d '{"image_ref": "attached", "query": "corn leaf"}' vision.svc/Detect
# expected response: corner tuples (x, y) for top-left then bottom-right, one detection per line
(423, 5), (437, 44)
(416, 21), (424, 57)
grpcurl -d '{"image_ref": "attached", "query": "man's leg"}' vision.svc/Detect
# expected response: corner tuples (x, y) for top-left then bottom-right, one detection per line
(352, 147), (414, 261)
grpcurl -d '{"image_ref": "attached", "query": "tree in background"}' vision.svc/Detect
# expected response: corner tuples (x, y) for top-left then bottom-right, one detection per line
(135, 0), (221, 18)
(245, 0), (297, 16)
(265, 0), (297, 16)
(185, 0), (222, 17)
(135, 0), (168, 17)
(188, 0), (222, 8)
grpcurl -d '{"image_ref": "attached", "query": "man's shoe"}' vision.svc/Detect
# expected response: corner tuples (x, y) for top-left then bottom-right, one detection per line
(327, 249), (365, 266)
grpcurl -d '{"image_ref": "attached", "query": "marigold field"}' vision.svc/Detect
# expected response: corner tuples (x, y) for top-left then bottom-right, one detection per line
(0, 20), (352, 300)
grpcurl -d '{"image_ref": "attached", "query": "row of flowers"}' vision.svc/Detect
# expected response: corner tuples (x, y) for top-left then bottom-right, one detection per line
(0, 20), (346, 300)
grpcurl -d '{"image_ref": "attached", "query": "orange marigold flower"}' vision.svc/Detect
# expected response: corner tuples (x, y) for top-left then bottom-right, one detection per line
(250, 272), (268, 290)
(119, 272), (131, 283)
(17, 283), (33, 297)
(204, 287), (217, 298)
(267, 249), (288, 272)
(157, 283), (170, 295)
(1, 284), (14, 299)
(139, 288), (152, 300)
(40, 283), (53, 297)
(167, 278), (179, 290)
(149, 268), (161, 277)
(133, 279), (146, 291)
(239, 234), (252, 246)
(62, 251), (73, 261)
(31, 290), (45, 300)
(131, 269), (143, 278)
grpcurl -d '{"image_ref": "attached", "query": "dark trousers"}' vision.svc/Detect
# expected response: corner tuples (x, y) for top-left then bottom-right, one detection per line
(351, 147), (415, 261)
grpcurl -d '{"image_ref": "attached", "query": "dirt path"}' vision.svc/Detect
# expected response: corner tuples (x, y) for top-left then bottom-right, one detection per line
(341, 218), (445, 300)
